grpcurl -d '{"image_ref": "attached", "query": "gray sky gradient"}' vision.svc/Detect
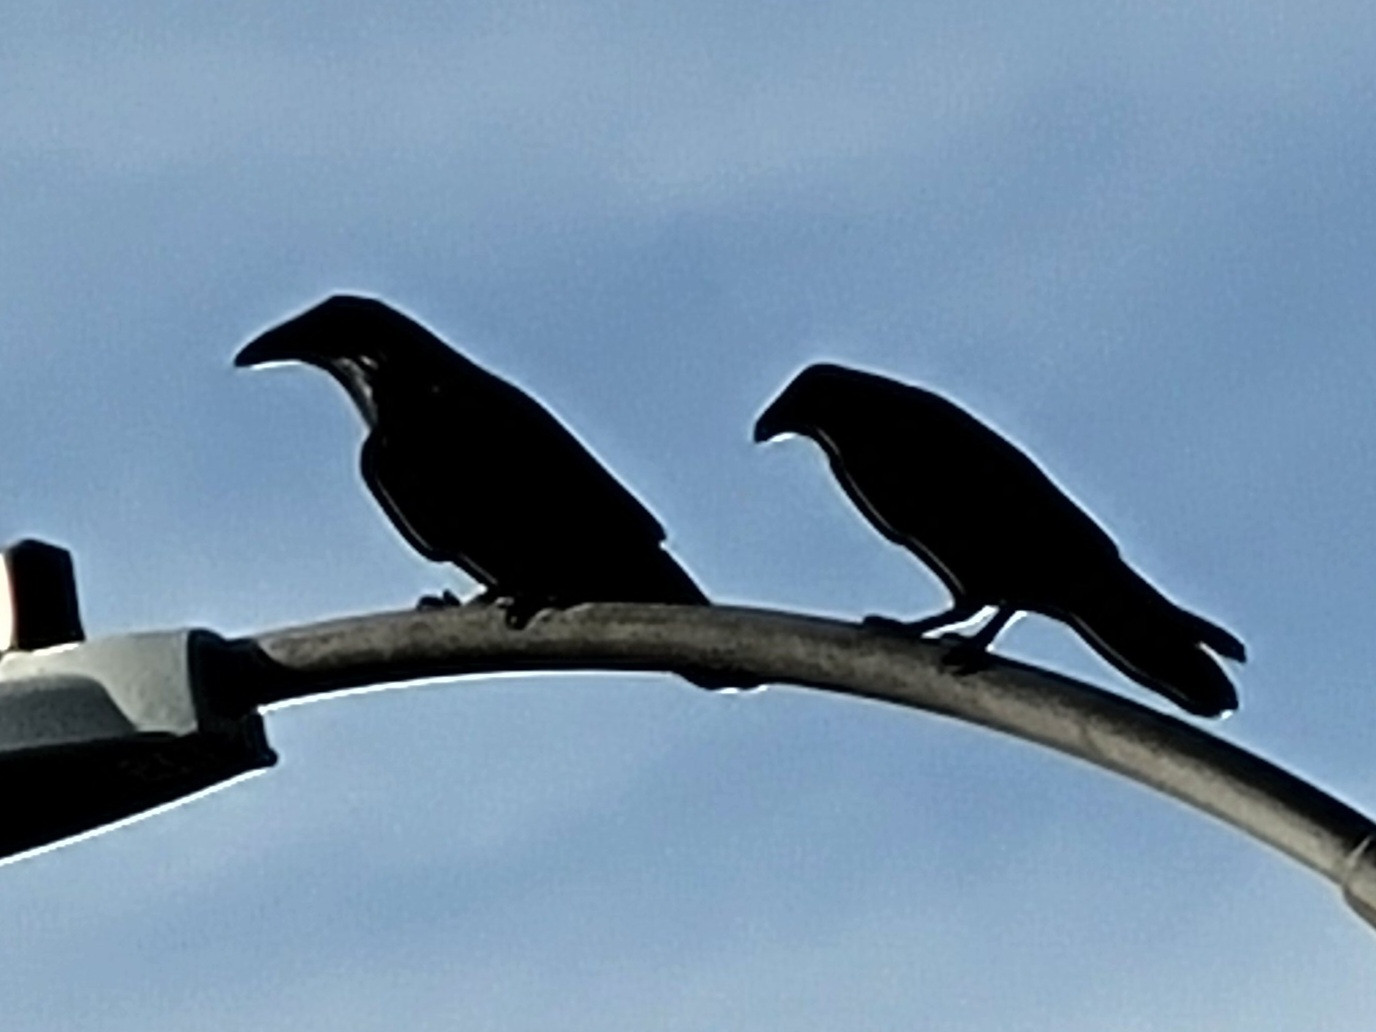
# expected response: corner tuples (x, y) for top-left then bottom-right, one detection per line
(2, 2), (1375, 1027)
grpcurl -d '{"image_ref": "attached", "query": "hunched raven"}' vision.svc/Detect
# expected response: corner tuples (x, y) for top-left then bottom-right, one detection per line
(236, 294), (742, 689)
(754, 362), (1245, 717)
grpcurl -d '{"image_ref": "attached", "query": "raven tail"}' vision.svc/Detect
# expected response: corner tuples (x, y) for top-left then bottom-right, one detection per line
(1067, 570), (1243, 718)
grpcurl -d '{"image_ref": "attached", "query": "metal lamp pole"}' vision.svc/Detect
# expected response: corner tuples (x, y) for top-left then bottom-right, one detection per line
(230, 602), (1376, 932)
(2, 539), (1373, 933)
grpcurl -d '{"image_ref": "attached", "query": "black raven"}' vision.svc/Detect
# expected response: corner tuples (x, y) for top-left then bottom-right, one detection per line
(236, 294), (741, 689)
(754, 362), (1245, 717)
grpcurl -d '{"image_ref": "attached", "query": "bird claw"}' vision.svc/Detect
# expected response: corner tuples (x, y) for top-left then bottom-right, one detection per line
(863, 616), (994, 673)
(863, 613), (959, 638)
(862, 614), (915, 634)
(414, 590), (548, 628)
(415, 590), (463, 611)
(939, 634), (993, 674)
(498, 596), (554, 630)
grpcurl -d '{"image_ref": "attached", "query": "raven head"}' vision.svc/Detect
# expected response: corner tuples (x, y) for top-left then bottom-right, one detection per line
(235, 295), (410, 425)
(753, 363), (854, 443)
(234, 294), (393, 372)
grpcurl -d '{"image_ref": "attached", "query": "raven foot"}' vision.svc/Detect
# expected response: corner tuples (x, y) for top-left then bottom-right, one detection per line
(498, 596), (557, 630)
(862, 614), (910, 633)
(415, 590), (464, 611)
(862, 606), (978, 638)
(937, 633), (994, 674)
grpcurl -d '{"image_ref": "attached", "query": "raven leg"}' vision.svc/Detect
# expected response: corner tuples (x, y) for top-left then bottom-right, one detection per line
(863, 600), (984, 636)
(940, 606), (1017, 672)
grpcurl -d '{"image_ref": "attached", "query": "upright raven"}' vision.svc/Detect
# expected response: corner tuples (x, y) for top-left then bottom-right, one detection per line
(754, 362), (1245, 717)
(236, 294), (741, 689)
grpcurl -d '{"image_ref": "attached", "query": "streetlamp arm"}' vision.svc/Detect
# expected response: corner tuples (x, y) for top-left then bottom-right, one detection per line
(230, 601), (1376, 932)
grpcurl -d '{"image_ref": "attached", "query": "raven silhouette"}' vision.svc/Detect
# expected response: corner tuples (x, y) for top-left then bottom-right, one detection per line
(754, 362), (1244, 717)
(236, 294), (743, 689)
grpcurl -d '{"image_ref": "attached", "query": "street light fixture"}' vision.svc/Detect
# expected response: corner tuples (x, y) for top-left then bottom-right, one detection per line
(0, 541), (272, 861)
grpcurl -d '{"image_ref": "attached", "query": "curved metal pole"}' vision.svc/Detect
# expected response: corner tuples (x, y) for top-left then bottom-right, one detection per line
(227, 602), (1376, 932)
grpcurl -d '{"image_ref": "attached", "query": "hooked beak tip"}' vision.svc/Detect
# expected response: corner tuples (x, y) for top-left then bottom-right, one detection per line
(753, 411), (785, 444)
(233, 340), (272, 368)
(234, 328), (303, 369)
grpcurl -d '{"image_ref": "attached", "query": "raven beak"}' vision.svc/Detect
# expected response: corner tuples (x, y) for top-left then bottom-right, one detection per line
(234, 325), (304, 368)
(753, 403), (788, 443)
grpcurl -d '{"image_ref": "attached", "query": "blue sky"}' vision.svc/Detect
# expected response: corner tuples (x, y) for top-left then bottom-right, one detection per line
(2, 2), (1375, 1027)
